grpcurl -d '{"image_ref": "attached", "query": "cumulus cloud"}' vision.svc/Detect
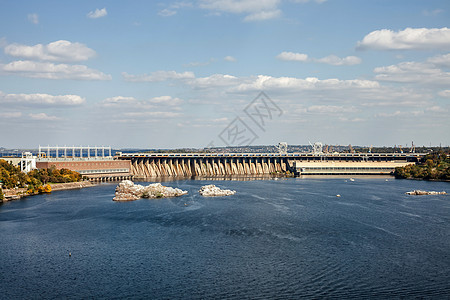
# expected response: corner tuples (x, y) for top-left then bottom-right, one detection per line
(29, 113), (62, 121)
(230, 75), (379, 92)
(27, 13), (39, 24)
(158, 9), (177, 17)
(186, 74), (239, 88)
(123, 69), (432, 113)
(101, 95), (183, 108)
(376, 110), (424, 118)
(87, 8), (107, 19)
(277, 52), (361, 65)
(224, 55), (237, 62)
(4, 40), (96, 62)
(292, 0), (327, 3)
(122, 70), (195, 82)
(243, 9), (281, 21)
(338, 117), (364, 122)
(316, 55), (361, 66)
(199, 0), (281, 21)
(0, 112), (22, 118)
(307, 105), (359, 113)
(438, 90), (450, 98)
(427, 53), (450, 68)
(0, 91), (85, 106)
(124, 111), (181, 118)
(101, 96), (137, 106)
(374, 61), (450, 85)
(276, 51), (308, 62)
(148, 95), (183, 106)
(2, 60), (112, 80)
(426, 106), (448, 113)
(357, 27), (450, 50)
(423, 9), (444, 16)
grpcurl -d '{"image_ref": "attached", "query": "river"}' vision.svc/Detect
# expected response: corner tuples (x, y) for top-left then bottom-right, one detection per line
(0, 177), (449, 299)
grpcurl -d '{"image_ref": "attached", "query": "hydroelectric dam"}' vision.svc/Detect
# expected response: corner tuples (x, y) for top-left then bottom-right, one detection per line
(117, 152), (425, 178)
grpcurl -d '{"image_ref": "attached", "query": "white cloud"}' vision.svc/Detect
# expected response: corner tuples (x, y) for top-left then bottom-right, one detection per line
(199, 0), (281, 21)
(427, 53), (450, 68)
(243, 9), (281, 21)
(148, 96), (183, 106)
(338, 117), (364, 122)
(357, 27), (450, 50)
(101, 96), (137, 106)
(423, 9), (444, 16)
(426, 106), (448, 113)
(101, 95), (183, 107)
(122, 70), (195, 82)
(231, 75), (379, 92)
(276, 51), (308, 62)
(0, 91), (85, 106)
(187, 74), (239, 88)
(374, 61), (450, 85)
(2, 60), (112, 80)
(87, 8), (107, 19)
(27, 13), (39, 24)
(307, 105), (359, 113)
(171, 2), (194, 9)
(158, 9), (177, 17)
(438, 90), (450, 98)
(4, 40), (96, 62)
(316, 55), (361, 66)
(291, 0), (327, 3)
(0, 112), (22, 118)
(124, 111), (181, 118)
(158, 2), (193, 16)
(277, 52), (361, 65)
(376, 110), (424, 118)
(29, 113), (61, 121)
(224, 55), (237, 62)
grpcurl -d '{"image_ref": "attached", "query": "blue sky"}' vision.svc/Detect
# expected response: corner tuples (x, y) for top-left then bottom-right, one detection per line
(0, 0), (449, 149)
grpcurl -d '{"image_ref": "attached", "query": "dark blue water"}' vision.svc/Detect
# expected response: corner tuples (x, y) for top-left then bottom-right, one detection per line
(1, 177), (449, 299)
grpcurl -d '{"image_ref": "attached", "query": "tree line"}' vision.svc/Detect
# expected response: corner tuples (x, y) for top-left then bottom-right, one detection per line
(394, 151), (450, 181)
(0, 159), (81, 195)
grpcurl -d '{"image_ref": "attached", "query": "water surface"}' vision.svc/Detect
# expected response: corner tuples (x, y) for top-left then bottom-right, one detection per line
(1, 177), (449, 299)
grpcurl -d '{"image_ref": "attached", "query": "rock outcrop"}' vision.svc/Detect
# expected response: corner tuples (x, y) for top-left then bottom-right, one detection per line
(406, 190), (447, 195)
(199, 184), (236, 197)
(113, 180), (187, 201)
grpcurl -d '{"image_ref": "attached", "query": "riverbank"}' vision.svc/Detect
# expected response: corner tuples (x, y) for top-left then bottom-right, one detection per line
(0, 181), (96, 203)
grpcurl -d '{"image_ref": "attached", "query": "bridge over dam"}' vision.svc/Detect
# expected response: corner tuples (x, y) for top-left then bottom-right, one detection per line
(118, 152), (426, 177)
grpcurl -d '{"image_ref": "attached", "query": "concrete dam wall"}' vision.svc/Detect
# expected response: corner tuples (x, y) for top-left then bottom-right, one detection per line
(129, 157), (289, 177)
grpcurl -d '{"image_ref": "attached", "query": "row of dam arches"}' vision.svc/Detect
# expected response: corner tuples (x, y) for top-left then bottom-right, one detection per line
(129, 157), (290, 177)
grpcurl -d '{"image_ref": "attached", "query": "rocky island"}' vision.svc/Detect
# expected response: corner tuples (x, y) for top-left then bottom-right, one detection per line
(199, 184), (236, 197)
(113, 180), (188, 201)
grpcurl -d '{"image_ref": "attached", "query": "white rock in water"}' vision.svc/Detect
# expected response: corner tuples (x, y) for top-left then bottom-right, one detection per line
(199, 184), (236, 197)
(405, 190), (447, 195)
(113, 180), (188, 201)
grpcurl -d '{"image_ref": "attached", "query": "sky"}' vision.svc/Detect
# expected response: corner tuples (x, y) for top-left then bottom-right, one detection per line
(0, 0), (449, 149)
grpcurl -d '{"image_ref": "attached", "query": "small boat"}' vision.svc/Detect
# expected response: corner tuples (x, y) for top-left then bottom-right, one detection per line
(349, 178), (355, 182)
(336, 194), (341, 197)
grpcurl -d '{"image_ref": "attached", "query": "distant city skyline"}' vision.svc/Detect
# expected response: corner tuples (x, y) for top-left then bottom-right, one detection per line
(1, 0), (449, 148)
